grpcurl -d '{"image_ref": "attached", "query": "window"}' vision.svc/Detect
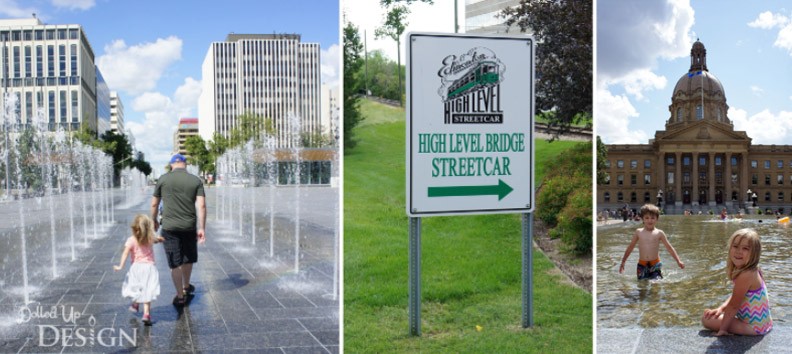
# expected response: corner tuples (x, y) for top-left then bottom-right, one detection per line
(699, 157), (706, 166)
(70, 44), (77, 76)
(631, 175), (637, 185)
(630, 192), (637, 203)
(71, 90), (78, 122)
(765, 175), (771, 185)
(617, 192), (624, 202)
(644, 160), (651, 168)
(683, 156), (691, 166)
(778, 174), (784, 185)
(667, 156), (675, 165)
(764, 160), (771, 169)
(765, 192), (771, 202)
(684, 172), (691, 184)
(617, 175), (624, 185)
(731, 157), (738, 166)
(617, 160), (624, 168)
(604, 160), (611, 168)
(47, 45), (54, 76)
(779, 192), (785, 201)
(644, 192), (651, 202)
(59, 91), (66, 123)
(36, 46), (42, 77)
(59, 45), (66, 76)
(779, 160), (784, 169)
(716, 172), (722, 184)
(677, 107), (683, 121)
(696, 104), (703, 119)
(24, 46), (30, 78)
(751, 160), (758, 168)
(700, 172), (707, 181)
(667, 172), (675, 184)
(752, 174), (758, 185)
(645, 174), (651, 185)
(604, 174), (610, 185)
(715, 156), (722, 166)
(630, 160), (637, 169)
(604, 192), (610, 203)
(48, 90), (55, 123)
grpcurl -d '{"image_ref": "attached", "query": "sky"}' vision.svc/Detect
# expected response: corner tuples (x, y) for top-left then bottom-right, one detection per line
(343, 0), (460, 63)
(597, 0), (792, 146)
(0, 0), (340, 175)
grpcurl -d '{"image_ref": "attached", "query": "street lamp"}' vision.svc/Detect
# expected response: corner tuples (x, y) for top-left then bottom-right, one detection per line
(656, 189), (664, 208)
(746, 189), (752, 208)
(752, 192), (758, 207)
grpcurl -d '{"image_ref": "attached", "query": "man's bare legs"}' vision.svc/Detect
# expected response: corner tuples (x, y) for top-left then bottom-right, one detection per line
(171, 263), (194, 300)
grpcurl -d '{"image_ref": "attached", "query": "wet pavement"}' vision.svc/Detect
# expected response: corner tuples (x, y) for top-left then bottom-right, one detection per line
(598, 327), (792, 353)
(0, 187), (339, 353)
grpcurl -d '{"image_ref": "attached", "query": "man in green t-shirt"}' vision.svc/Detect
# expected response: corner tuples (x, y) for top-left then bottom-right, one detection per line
(151, 154), (206, 306)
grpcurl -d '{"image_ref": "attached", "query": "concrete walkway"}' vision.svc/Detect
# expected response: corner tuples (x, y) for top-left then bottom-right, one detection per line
(598, 327), (792, 353)
(0, 187), (339, 353)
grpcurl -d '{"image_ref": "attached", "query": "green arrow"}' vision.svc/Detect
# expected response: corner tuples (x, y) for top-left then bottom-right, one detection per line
(427, 179), (514, 201)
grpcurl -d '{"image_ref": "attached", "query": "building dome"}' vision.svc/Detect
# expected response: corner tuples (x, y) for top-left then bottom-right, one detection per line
(672, 70), (725, 98)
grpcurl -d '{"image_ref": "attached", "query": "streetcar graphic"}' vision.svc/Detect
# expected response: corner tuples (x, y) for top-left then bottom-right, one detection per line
(446, 60), (500, 100)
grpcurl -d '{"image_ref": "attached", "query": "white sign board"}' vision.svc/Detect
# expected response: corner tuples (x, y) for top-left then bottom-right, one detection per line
(406, 32), (535, 217)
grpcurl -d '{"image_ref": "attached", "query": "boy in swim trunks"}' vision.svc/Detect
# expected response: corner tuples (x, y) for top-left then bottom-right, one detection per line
(619, 204), (685, 280)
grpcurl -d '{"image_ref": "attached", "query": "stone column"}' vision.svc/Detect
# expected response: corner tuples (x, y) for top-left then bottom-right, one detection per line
(692, 152), (699, 206)
(709, 152), (716, 206)
(676, 152), (682, 206)
(725, 152), (732, 207)
(741, 152), (749, 209)
(658, 152), (665, 199)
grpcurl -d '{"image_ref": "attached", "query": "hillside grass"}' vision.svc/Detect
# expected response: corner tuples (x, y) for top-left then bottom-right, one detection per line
(344, 98), (592, 352)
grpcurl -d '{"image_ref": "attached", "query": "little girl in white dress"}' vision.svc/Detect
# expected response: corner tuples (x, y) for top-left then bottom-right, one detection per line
(113, 214), (164, 325)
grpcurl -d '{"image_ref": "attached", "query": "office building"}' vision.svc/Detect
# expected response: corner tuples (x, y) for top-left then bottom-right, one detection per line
(198, 33), (322, 148)
(110, 91), (125, 134)
(173, 117), (199, 158)
(0, 17), (98, 134)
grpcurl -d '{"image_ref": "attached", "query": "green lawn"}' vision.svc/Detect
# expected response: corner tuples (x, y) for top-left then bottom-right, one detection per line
(344, 99), (592, 352)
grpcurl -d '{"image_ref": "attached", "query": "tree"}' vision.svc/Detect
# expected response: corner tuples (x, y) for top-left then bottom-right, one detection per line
(130, 152), (152, 176)
(343, 18), (365, 151)
(502, 0), (592, 139)
(375, 4), (410, 107)
(185, 135), (212, 174)
(360, 50), (402, 100)
(99, 130), (133, 186)
(596, 135), (608, 185)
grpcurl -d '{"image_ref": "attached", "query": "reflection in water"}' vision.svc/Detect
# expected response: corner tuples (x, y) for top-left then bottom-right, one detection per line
(598, 216), (792, 328)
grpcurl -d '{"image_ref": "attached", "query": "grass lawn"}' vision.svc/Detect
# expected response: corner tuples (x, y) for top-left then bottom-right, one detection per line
(344, 99), (592, 352)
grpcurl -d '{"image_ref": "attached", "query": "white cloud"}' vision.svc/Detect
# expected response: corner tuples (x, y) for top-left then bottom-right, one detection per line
(321, 44), (340, 87)
(96, 36), (183, 96)
(608, 69), (668, 101)
(51, 0), (94, 11)
(596, 86), (650, 144)
(597, 0), (695, 83)
(0, 0), (38, 17)
(747, 11), (789, 29)
(126, 78), (201, 174)
(731, 107), (792, 144)
(774, 22), (792, 55)
(750, 85), (764, 96)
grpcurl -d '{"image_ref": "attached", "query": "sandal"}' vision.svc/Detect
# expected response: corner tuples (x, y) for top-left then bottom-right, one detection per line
(142, 314), (152, 326)
(129, 303), (139, 313)
(183, 284), (195, 296)
(172, 295), (185, 306)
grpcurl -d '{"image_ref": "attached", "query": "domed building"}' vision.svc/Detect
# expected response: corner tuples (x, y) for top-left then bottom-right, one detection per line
(599, 40), (792, 214)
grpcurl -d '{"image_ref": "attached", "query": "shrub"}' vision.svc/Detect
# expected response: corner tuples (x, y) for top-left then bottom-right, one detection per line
(536, 142), (592, 254)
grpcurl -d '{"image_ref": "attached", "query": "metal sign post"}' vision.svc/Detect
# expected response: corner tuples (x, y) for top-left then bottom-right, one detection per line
(409, 216), (421, 336)
(522, 213), (533, 327)
(405, 32), (535, 336)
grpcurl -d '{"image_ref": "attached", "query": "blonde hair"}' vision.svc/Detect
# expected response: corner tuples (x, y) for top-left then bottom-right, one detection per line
(131, 214), (156, 246)
(726, 228), (761, 280)
(640, 204), (660, 218)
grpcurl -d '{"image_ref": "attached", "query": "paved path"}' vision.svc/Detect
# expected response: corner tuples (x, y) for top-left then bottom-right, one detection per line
(0, 187), (339, 353)
(598, 327), (792, 353)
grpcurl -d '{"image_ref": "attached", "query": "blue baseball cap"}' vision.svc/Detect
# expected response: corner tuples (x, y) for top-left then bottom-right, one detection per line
(170, 154), (186, 164)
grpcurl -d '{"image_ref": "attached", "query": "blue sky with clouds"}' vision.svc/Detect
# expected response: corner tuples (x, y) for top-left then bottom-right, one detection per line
(597, 0), (792, 146)
(1, 0), (339, 174)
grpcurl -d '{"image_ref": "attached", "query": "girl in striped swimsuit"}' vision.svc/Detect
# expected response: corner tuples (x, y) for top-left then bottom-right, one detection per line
(701, 228), (772, 336)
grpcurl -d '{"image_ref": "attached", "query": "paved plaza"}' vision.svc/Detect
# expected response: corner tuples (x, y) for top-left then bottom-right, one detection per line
(0, 187), (339, 353)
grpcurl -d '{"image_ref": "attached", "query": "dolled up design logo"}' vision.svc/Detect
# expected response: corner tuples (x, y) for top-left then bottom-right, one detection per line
(437, 47), (505, 124)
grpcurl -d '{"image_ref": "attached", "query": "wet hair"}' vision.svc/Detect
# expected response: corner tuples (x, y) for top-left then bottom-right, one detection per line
(726, 228), (761, 280)
(640, 204), (660, 218)
(131, 214), (156, 246)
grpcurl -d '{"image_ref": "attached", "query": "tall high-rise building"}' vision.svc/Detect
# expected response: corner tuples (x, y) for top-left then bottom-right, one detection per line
(0, 17), (98, 134)
(110, 91), (125, 134)
(198, 34), (321, 147)
(465, 0), (525, 34)
(321, 84), (339, 142)
(96, 68), (111, 136)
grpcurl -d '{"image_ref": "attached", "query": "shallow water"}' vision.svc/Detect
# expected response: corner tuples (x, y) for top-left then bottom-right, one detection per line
(597, 215), (792, 328)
